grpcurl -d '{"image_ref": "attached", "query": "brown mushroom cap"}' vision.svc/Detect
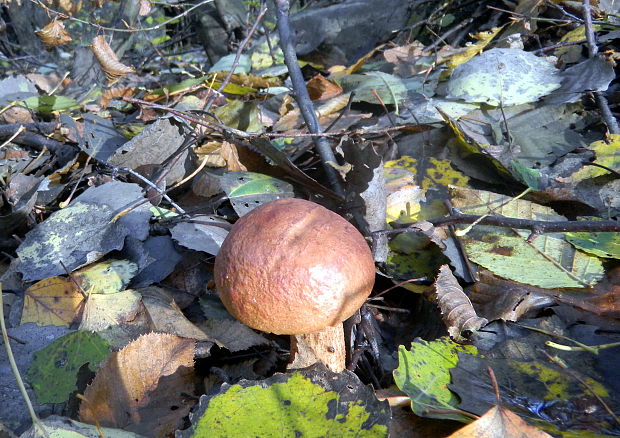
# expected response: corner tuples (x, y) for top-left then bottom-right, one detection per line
(214, 198), (375, 335)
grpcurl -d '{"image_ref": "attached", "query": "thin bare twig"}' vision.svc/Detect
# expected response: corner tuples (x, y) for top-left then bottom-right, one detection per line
(116, 166), (186, 215)
(374, 213), (620, 237)
(486, 5), (578, 24)
(204, 5), (268, 113)
(425, 17), (474, 52)
(273, 0), (344, 197)
(123, 97), (413, 139)
(0, 284), (51, 438)
(532, 39), (587, 53)
(582, 0), (620, 134)
(0, 122), (59, 136)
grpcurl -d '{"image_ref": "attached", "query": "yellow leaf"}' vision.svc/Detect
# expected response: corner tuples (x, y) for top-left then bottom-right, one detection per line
(443, 26), (505, 71)
(74, 259), (138, 295)
(22, 277), (84, 327)
(569, 134), (620, 182)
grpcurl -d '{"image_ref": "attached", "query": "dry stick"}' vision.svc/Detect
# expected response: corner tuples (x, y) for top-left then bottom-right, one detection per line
(519, 324), (599, 355)
(0, 284), (51, 438)
(125, 96), (412, 139)
(12, 134), (64, 153)
(0, 122), (59, 136)
(203, 5), (268, 113)
(486, 5), (578, 24)
(0, 125), (25, 150)
(59, 155), (93, 208)
(124, 97), (248, 137)
(454, 188), (532, 237)
(374, 214), (620, 238)
(444, 200), (477, 283)
(109, 152), (211, 223)
(115, 165), (186, 215)
(273, 0), (344, 197)
(533, 39), (588, 54)
(425, 17), (474, 53)
(21, 146), (49, 175)
(370, 89), (396, 127)
(582, 0), (620, 134)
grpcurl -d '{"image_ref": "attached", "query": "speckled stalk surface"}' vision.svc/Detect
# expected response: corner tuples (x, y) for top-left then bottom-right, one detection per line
(214, 198), (375, 335)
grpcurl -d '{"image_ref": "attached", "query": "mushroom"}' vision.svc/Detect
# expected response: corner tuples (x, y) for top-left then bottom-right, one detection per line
(214, 198), (375, 372)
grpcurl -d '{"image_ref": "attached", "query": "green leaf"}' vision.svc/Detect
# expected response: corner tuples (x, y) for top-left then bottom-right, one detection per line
(340, 72), (407, 107)
(220, 171), (294, 217)
(569, 134), (620, 182)
(21, 96), (79, 114)
(27, 331), (111, 404)
(451, 187), (604, 288)
(566, 227), (620, 259)
(447, 48), (561, 106)
(147, 77), (256, 101)
(209, 54), (252, 73)
(222, 171), (293, 198)
(393, 337), (477, 422)
(150, 35), (171, 45)
(511, 160), (543, 190)
(179, 365), (390, 438)
(213, 100), (263, 132)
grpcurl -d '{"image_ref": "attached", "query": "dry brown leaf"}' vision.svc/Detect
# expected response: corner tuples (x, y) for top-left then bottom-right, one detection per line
(90, 35), (135, 85)
(141, 286), (213, 341)
(26, 73), (64, 94)
(3, 149), (30, 160)
(219, 140), (247, 171)
(447, 405), (552, 438)
(430, 265), (488, 342)
(79, 333), (196, 437)
(191, 171), (224, 198)
(468, 270), (556, 322)
(195, 313), (273, 352)
(100, 87), (136, 108)
(273, 94), (350, 131)
(306, 74), (343, 100)
(194, 140), (227, 168)
(383, 41), (428, 77)
(0, 106), (35, 124)
(36, 19), (72, 49)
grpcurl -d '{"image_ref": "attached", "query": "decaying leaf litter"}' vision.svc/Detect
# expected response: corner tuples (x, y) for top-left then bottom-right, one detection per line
(1, 0), (620, 436)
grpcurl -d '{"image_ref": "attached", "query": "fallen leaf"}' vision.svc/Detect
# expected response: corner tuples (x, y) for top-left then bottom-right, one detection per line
(79, 333), (196, 437)
(447, 405), (552, 437)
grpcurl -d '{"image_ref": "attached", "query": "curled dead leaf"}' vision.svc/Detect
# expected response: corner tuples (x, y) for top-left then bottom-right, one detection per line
(90, 35), (135, 85)
(429, 265), (488, 342)
(36, 19), (72, 49)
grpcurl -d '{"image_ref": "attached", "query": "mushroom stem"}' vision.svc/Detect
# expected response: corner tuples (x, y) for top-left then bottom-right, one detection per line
(287, 324), (346, 373)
